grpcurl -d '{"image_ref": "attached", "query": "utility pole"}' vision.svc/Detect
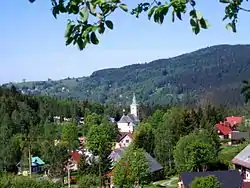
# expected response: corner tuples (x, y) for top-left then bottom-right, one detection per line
(67, 162), (71, 188)
(28, 140), (32, 177)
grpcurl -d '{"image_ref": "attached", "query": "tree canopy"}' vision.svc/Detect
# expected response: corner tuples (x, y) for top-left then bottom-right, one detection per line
(28, 0), (249, 50)
(191, 175), (220, 188)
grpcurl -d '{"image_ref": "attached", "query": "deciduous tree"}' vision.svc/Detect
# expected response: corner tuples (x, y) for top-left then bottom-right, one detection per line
(28, 0), (248, 50)
(113, 148), (149, 188)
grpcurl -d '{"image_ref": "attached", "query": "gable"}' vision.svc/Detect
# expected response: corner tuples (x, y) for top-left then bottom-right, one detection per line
(232, 144), (250, 168)
(120, 135), (133, 143)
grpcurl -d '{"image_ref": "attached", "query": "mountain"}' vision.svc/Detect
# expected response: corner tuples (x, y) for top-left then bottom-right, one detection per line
(4, 44), (250, 106)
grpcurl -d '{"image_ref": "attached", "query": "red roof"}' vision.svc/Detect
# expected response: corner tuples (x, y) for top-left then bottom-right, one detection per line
(225, 116), (243, 127)
(71, 151), (81, 163)
(243, 181), (250, 188)
(216, 123), (232, 136)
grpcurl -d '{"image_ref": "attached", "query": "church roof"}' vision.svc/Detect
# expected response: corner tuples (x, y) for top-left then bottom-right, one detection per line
(118, 114), (139, 124)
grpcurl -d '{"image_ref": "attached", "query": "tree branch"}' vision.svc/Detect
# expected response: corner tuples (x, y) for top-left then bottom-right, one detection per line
(238, 6), (250, 12)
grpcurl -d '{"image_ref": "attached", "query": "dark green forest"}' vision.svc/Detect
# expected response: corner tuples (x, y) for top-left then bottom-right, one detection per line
(5, 44), (250, 106)
(1, 85), (250, 187)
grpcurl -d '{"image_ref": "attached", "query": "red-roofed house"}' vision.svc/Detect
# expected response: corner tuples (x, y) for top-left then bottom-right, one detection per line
(225, 116), (243, 128)
(216, 122), (232, 140)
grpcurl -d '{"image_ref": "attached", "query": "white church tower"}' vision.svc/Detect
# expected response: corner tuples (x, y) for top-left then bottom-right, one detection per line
(130, 93), (139, 118)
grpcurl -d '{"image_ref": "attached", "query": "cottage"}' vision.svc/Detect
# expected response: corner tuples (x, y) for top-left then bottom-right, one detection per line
(115, 132), (134, 149)
(216, 122), (232, 140)
(178, 170), (242, 188)
(225, 116), (243, 128)
(17, 156), (45, 175)
(232, 144), (250, 181)
(31, 156), (45, 174)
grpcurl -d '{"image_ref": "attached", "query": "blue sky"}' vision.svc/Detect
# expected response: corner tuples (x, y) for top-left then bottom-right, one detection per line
(0, 1), (249, 84)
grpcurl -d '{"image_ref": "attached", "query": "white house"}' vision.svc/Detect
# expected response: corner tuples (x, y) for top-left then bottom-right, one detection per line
(117, 93), (139, 133)
(115, 132), (134, 149)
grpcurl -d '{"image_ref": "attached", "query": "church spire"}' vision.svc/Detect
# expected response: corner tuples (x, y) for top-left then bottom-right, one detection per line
(132, 92), (137, 105)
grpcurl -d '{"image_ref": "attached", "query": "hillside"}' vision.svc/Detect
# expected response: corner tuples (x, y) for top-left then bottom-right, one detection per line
(4, 44), (250, 106)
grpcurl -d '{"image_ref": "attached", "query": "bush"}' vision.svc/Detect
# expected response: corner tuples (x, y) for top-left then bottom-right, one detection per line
(77, 174), (100, 188)
(0, 174), (61, 188)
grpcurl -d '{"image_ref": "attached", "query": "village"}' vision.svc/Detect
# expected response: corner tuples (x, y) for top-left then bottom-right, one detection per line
(14, 93), (250, 188)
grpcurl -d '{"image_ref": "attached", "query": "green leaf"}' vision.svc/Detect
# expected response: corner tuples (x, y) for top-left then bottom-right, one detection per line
(220, 0), (231, 3)
(98, 23), (105, 34)
(148, 6), (158, 20)
(119, 3), (128, 12)
(176, 12), (182, 20)
(199, 18), (209, 29)
(105, 20), (114, 30)
(195, 10), (202, 20)
(226, 22), (232, 30)
(190, 18), (196, 27)
(232, 21), (236, 32)
(222, 15), (228, 21)
(87, 2), (96, 15)
(160, 5), (169, 16)
(77, 38), (85, 50)
(80, 7), (89, 23)
(66, 37), (74, 46)
(90, 32), (99, 45)
(189, 10), (195, 17)
(153, 9), (160, 23)
(65, 21), (74, 38)
(172, 11), (175, 22)
(192, 25), (200, 35)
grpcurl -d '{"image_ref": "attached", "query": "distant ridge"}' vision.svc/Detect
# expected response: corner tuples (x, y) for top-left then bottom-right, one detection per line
(4, 44), (250, 106)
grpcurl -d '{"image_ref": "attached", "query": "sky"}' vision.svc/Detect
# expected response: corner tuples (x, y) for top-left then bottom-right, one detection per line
(0, 1), (249, 84)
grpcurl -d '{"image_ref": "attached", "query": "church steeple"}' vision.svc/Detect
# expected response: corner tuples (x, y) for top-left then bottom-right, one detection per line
(132, 92), (137, 105)
(130, 93), (138, 118)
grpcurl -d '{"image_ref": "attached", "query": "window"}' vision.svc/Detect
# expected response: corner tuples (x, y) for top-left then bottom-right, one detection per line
(126, 140), (129, 143)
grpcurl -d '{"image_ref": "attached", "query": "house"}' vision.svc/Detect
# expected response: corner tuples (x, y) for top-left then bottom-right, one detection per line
(107, 148), (163, 187)
(216, 121), (232, 140)
(31, 156), (45, 173)
(17, 156), (45, 175)
(225, 116), (244, 128)
(178, 170), (242, 188)
(232, 144), (250, 182)
(229, 131), (250, 145)
(117, 93), (139, 133)
(115, 132), (134, 149)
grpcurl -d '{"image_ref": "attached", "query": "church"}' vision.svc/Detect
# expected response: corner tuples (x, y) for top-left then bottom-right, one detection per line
(117, 93), (139, 133)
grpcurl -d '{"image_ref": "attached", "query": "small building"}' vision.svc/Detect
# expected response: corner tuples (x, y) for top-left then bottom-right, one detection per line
(178, 170), (242, 188)
(229, 131), (250, 145)
(232, 144), (250, 182)
(17, 156), (45, 175)
(32, 156), (45, 174)
(225, 116), (243, 128)
(115, 132), (134, 149)
(216, 122), (232, 140)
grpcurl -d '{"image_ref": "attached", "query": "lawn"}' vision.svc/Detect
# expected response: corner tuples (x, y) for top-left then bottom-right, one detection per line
(145, 176), (178, 188)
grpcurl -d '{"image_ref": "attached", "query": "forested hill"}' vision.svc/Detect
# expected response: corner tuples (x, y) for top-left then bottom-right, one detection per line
(5, 44), (250, 106)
